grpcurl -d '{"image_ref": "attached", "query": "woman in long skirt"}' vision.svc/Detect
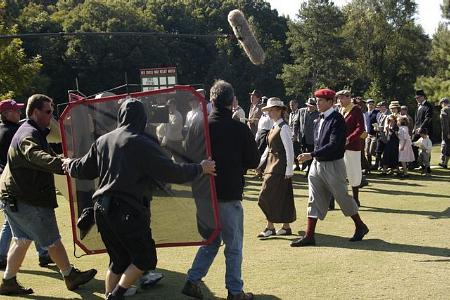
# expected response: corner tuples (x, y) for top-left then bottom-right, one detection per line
(256, 97), (296, 238)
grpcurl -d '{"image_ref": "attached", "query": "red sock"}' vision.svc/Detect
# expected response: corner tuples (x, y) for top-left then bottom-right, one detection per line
(305, 217), (317, 238)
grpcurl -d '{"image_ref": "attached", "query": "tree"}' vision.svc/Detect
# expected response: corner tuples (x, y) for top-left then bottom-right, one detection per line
(279, 0), (348, 101)
(0, 0), (42, 100)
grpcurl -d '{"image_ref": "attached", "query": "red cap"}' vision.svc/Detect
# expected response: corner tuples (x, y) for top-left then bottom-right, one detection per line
(314, 89), (336, 100)
(0, 99), (25, 113)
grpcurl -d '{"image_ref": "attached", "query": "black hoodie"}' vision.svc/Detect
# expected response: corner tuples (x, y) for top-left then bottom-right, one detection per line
(67, 99), (203, 208)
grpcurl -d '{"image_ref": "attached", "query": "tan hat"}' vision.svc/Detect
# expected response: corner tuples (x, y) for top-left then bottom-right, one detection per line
(336, 90), (351, 97)
(389, 101), (401, 109)
(261, 97), (286, 111)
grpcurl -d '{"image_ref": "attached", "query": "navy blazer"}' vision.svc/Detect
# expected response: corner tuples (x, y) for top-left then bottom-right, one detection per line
(311, 111), (346, 161)
(365, 109), (379, 135)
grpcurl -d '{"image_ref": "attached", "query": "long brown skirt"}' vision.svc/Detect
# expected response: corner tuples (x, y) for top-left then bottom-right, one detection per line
(258, 173), (296, 223)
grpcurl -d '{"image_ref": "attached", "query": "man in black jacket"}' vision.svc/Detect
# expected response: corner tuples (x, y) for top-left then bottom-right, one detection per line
(291, 89), (369, 247)
(182, 80), (259, 300)
(412, 90), (433, 169)
(64, 98), (215, 300)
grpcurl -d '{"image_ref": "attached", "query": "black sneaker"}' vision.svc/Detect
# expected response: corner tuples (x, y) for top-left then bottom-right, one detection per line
(106, 292), (124, 300)
(0, 277), (33, 295)
(38, 255), (54, 267)
(227, 291), (254, 300)
(64, 267), (97, 291)
(349, 224), (369, 242)
(182, 280), (203, 299)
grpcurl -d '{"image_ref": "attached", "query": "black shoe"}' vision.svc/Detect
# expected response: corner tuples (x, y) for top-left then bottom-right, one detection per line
(0, 277), (33, 295)
(359, 179), (369, 188)
(64, 267), (97, 291)
(38, 255), (54, 267)
(182, 280), (203, 299)
(349, 224), (369, 242)
(106, 293), (125, 300)
(438, 163), (448, 169)
(227, 291), (254, 300)
(290, 236), (316, 247)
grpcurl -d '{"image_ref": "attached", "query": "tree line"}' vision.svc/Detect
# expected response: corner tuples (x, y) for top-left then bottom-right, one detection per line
(0, 0), (449, 111)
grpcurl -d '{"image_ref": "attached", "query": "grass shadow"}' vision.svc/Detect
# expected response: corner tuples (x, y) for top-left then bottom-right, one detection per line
(363, 186), (450, 199)
(314, 233), (450, 258)
(361, 205), (450, 219)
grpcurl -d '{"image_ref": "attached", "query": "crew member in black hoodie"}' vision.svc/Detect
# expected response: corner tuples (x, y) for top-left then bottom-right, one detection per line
(63, 98), (216, 300)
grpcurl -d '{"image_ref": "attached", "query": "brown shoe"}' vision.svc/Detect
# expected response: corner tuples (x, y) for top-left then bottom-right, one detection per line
(64, 267), (97, 291)
(0, 277), (33, 295)
(181, 280), (203, 299)
(227, 291), (254, 300)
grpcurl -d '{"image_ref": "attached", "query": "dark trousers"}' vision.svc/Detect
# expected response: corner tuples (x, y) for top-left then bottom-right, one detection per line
(95, 196), (156, 274)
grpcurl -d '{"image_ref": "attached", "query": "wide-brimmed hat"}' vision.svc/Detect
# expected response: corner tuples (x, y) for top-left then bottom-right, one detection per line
(0, 99), (24, 113)
(336, 89), (351, 97)
(439, 97), (449, 105)
(306, 98), (317, 106)
(389, 101), (401, 109)
(249, 89), (262, 98)
(261, 97), (286, 111)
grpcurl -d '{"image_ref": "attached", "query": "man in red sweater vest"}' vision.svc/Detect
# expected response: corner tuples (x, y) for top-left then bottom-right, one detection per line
(336, 90), (365, 206)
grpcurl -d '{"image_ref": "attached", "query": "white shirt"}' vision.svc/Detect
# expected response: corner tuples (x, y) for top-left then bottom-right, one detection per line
(414, 136), (433, 153)
(255, 112), (273, 141)
(163, 110), (183, 142)
(318, 106), (335, 136)
(185, 107), (202, 129)
(258, 118), (295, 177)
(232, 106), (246, 123)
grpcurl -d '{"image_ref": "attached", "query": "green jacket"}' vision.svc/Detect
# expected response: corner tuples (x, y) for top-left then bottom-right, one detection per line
(0, 119), (64, 208)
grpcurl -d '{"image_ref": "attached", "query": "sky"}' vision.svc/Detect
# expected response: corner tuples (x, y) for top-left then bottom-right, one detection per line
(267, 0), (445, 37)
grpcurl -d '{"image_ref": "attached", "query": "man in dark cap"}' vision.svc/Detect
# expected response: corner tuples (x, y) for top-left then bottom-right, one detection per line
(298, 98), (319, 174)
(439, 97), (450, 168)
(247, 90), (263, 136)
(412, 90), (433, 170)
(291, 89), (369, 247)
(374, 101), (389, 169)
(364, 99), (379, 169)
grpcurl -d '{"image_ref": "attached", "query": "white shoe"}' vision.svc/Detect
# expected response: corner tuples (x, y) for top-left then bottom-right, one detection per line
(124, 285), (137, 297)
(140, 271), (164, 289)
(276, 228), (292, 236)
(257, 228), (276, 238)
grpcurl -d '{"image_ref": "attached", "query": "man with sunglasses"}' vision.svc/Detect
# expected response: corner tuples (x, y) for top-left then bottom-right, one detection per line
(0, 94), (97, 295)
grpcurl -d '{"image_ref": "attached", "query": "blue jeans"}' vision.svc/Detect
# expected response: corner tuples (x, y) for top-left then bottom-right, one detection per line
(187, 200), (244, 295)
(0, 216), (48, 259)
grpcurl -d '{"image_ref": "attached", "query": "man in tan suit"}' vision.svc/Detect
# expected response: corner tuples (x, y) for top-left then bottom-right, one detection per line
(248, 90), (263, 136)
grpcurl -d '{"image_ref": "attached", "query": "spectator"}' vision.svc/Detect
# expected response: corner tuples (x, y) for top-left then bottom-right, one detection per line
(288, 99), (301, 171)
(400, 105), (414, 136)
(374, 101), (389, 169)
(64, 98), (216, 300)
(438, 97), (450, 168)
(336, 90), (365, 207)
(255, 97), (273, 156)
(0, 94), (97, 296)
(380, 115), (399, 176)
(298, 98), (319, 175)
(397, 116), (415, 178)
(364, 99), (379, 170)
(232, 98), (246, 123)
(412, 90), (433, 167)
(162, 99), (184, 162)
(183, 80), (259, 300)
(413, 128), (433, 176)
(247, 90), (263, 136)
(256, 98), (296, 237)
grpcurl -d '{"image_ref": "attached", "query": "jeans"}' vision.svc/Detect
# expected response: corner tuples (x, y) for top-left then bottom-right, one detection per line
(0, 216), (48, 259)
(187, 200), (244, 295)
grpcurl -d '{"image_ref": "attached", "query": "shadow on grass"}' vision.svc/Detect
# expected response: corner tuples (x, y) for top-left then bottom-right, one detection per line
(361, 205), (450, 219)
(313, 233), (450, 258)
(17, 269), (103, 299)
(363, 186), (450, 199)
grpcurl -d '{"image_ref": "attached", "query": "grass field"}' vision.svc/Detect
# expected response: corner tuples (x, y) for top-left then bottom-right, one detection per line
(0, 146), (449, 299)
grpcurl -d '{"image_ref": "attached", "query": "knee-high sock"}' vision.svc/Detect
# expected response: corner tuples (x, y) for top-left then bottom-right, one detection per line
(305, 217), (317, 238)
(352, 186), (360, 206)
(351, 213), (364, 227)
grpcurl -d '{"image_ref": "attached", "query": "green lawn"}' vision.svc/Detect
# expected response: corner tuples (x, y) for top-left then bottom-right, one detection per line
(1, 146), (449, 299)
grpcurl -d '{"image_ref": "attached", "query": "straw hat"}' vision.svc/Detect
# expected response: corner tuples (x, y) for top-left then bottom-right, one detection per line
(389, 101), (401, 109)
(261, 97), (286, 111)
